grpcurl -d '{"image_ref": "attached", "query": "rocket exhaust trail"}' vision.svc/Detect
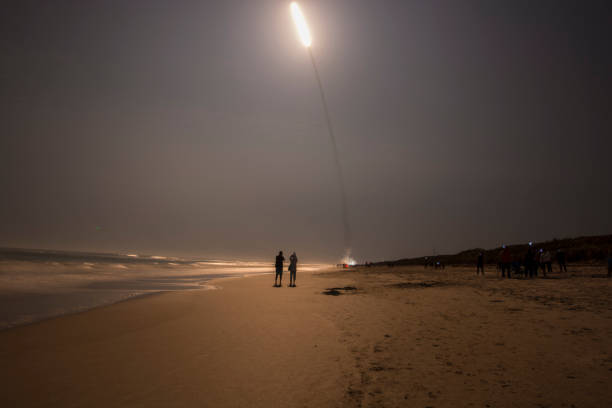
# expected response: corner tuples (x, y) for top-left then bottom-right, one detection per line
(290, 2), (352, 262)
(307, 48), (352, 260)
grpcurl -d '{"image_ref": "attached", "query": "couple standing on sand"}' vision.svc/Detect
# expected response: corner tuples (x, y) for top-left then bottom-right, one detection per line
(275, 251), (298, 287)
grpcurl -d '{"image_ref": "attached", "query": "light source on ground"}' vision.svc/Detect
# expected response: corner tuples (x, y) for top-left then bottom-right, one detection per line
(342, 249), (356, 266)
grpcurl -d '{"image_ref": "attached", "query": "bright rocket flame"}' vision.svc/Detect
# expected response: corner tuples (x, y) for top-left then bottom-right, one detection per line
(290, 2), (312, 47)
(343, 258), (356, 266)
(342, 248), (356, 266)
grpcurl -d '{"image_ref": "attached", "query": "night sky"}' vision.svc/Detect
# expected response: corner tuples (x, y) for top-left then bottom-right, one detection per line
(1, 0), (611, 262)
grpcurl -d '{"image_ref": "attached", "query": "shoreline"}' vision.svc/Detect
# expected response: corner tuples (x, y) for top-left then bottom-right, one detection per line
(0, 289), (165, 333)
(0, 271), (274, 332)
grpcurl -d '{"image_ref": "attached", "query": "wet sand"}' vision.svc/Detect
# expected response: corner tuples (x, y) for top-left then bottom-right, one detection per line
(1, 266), (611, 407)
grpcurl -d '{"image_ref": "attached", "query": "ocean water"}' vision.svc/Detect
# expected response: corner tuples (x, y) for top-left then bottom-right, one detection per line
(0, 248), (325, 330)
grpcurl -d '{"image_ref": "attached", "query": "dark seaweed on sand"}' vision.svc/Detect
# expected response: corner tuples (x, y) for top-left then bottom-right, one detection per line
(323, 286), (357, 296)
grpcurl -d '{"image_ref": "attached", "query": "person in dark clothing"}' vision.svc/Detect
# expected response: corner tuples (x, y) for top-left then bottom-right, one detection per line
(476, 252), (484, 275)
(541, 250), (552, 277)
(556, 249), (567, 273)
(275, 251), (285, 287)
(288, 252), (298, 287)
(533, 249), (541, 277)
(512, 260), (521, 277)
(500, 246), (512, 278)
(524, 245), (535, 278)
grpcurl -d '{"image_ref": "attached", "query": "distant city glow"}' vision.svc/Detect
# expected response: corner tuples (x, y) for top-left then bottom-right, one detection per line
(290, 2), (312, 47)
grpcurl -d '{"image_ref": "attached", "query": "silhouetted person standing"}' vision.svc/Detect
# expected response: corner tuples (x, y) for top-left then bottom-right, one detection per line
(556, 249), (567, 273)
(275, 251), (285, 287)
(476, 252), (484, 275)
(525, 246), (535, 278)
(289, 252), (298, 287)
(541, 250), (552, 277)
(500, 246), (511, 278)
(534, 249), (541, 277)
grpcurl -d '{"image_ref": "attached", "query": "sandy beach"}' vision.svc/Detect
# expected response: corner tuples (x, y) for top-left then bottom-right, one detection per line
(1, 265), (611, 407)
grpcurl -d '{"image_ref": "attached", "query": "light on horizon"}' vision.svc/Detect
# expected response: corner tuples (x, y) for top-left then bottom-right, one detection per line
(290, 2), (312, 47)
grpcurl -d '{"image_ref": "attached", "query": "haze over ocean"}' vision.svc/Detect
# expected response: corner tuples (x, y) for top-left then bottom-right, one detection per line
(0, 248), (324, 329)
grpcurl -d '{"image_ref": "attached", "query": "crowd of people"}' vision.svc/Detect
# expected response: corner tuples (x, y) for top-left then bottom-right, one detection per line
(419, 245), (611, 279)
(424, 259), (445, 269)
(492, 244), (566, 278)
(477, 244), (612, 278)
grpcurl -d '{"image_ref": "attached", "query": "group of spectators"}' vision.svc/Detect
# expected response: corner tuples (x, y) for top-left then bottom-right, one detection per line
(477, 245), (612, 278)
(494, 244), (566, 278)
(424, 260), (445, 269)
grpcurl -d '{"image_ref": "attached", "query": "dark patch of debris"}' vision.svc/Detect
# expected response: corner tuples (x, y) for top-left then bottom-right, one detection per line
(322, 286), (357, 296)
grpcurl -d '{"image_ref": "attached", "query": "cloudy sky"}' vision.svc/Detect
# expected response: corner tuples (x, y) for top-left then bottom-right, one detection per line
(1, 0), (611, 262)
